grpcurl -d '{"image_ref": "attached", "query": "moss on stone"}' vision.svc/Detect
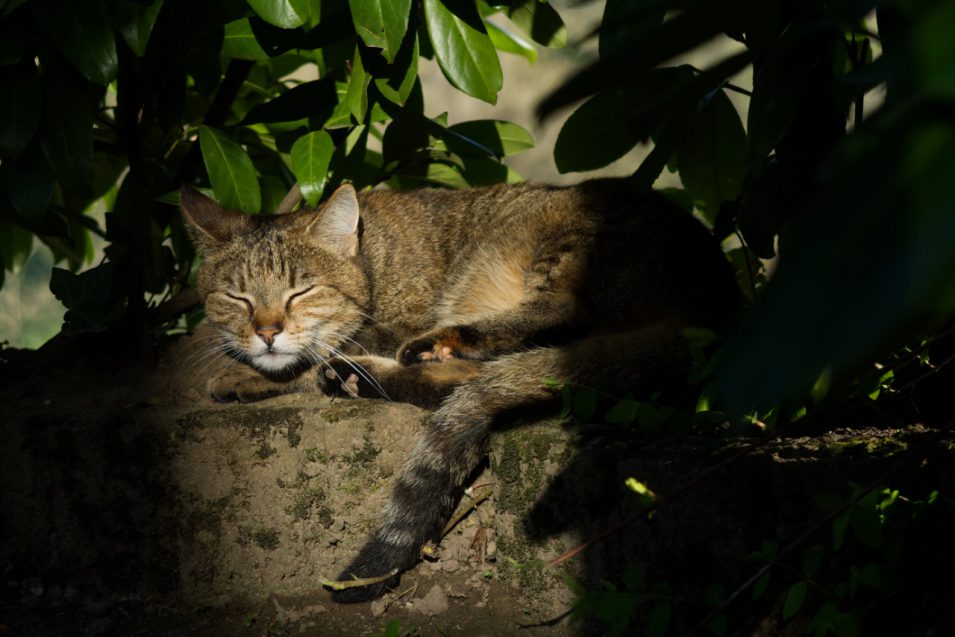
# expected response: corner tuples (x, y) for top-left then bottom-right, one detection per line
(252, 528), (280, 551)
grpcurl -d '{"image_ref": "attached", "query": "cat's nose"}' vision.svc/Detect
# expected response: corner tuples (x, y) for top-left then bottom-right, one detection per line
(255, 324), (283, 346)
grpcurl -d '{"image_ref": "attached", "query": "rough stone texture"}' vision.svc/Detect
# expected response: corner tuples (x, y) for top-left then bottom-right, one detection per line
(1, 332), (952, 635)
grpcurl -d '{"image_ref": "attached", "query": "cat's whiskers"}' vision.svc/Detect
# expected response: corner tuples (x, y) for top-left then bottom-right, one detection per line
(323, 330), (373, 356)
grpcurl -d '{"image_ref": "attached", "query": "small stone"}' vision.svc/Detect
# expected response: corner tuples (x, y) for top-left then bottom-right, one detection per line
(442, 559), (460, 573)
(370, 598), (388, 618)
(486, 540), (497, 560)
(413, 584), (449, 616)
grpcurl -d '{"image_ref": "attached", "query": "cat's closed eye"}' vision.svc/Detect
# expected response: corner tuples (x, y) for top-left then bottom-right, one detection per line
(223, 292), (254, 317)
(284, 285), (317, 311)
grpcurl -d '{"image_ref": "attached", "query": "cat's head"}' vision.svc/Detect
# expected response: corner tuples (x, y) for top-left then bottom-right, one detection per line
(180, 184), (370, 376)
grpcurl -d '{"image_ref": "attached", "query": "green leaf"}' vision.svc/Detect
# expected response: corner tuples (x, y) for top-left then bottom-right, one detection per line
(423, 0), (502, 104)
(572, 387), (598, 421)
(199, 126), (262, 214)
(291, 131), (335, 206)
(600, 0), (664, 61)
(507, 0), (566, 48)
(49, 262), (116, 334)
(369, 31), (419, 106)
(0, 12), (27, 65)
(645, 601), (671, 637)
(746, 30), (816, 170)
(559, 384), (572, 418)
(34, 0), (118, 85)
(345, 46), (371, 122)
(247, 0), (305, 28)
(554, 88), (642, 173)
(0, 219), (33, 274)
(446, 120), (534, 158)
(554, 67), (700, 174)
(850, 504), (882, 549)
(223, 18), (270, 60)
(677, 88), (746, 222)
(752, 570), (771, 600)
(486, 19), (536, 62)
(39, 57), (94, 196)
(117, 0), (165, 57)
(832, 511), (850, 550)
(458, 156), (522, 186)
(2, 141), (53, 222)
(0, 57), (41, 156)
(782, 581), (807, 620)
(347, 0), (411, 63)
(605, 397), (638, 424)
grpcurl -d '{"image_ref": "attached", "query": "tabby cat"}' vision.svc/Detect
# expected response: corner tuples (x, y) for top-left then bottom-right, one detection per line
(180, 179), (740, 602)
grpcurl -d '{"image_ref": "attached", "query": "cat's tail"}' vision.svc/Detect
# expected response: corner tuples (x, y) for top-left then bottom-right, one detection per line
(331, 322), (691, 603)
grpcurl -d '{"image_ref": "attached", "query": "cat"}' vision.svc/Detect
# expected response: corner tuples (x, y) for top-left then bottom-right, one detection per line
(179, 179), (741, 602)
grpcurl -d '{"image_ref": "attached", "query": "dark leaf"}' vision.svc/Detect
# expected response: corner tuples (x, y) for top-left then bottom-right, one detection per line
(712, 118), (955, 415)
(676, 87), (746, 223)
(507, 0), (566, 48)
(34, 0), (118, 85)
(49, 262), (116, 334)
(0, 11), (27, 65)
(0, 219), (33, 274)
(242, 77), (338, 124)
(645, 601), (671, 637)
(538, 2), (751, 118)
(248, 12), (352, 57)
(782, 581), (807, 620)
(39, 57), (95, 196)
(572, 387), (598, 421)
(2, 141), (53, 222)
(0, 56), (41, 156)
(117, 0), (165, 57)
(599, 0), (664, 61)
(445, 120), (533, 158)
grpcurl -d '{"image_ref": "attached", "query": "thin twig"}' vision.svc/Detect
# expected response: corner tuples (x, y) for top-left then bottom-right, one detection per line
(275, 183), (303, 214)
(442, 488), (493, 537)
(319, 568), (399, 591)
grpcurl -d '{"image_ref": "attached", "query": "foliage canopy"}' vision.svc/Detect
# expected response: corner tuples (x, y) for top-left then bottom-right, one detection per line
(0, 0), (953, 414)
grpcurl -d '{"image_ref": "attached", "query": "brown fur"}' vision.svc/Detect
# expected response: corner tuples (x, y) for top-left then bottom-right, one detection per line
(180, 179), (740, 601)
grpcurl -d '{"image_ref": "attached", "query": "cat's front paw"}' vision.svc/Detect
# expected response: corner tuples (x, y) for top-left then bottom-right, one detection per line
(208, 365), (285, 403)
(320, 356), (396, 400)
(398, 327), (476, 366)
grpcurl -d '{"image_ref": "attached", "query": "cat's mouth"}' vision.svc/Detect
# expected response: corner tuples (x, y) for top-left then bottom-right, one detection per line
(251, 351), (301, 373)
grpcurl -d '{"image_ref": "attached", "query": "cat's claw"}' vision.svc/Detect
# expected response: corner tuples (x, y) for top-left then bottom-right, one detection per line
(323, 368), (360, 397)
(398, 330), (469, 366)
(417, 345), (454, 363)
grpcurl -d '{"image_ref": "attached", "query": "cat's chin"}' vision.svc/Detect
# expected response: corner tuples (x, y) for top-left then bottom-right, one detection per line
(250, 352), (302, 374)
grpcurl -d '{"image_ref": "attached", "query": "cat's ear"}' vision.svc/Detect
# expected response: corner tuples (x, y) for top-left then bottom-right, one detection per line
(179, 186), (251, 250)
(310, 183), (360, 257)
